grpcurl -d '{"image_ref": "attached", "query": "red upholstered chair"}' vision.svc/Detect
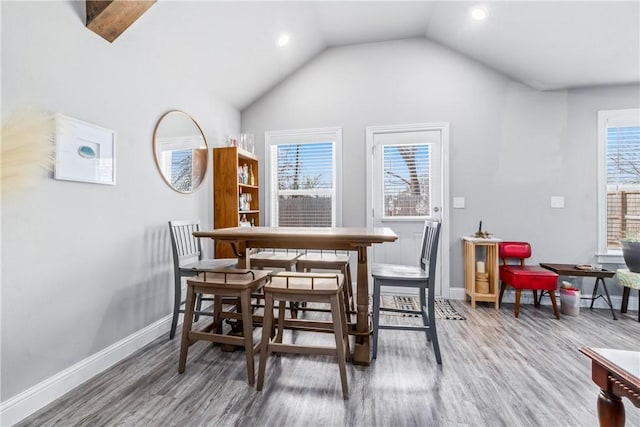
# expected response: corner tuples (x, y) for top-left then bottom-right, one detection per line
(498, 242), (560, 319)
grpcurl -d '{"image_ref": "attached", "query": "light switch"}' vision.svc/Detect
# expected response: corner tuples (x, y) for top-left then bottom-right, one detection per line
(453, 197), (465, 209)
(551, 196), (565, 208)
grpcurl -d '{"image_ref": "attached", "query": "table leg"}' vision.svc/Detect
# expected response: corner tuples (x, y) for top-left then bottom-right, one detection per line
(599, 278), (618, 320)
(597, 389), (625, 427)
(590, 279), (600, 309)
(231, 242), (247, 268)
(353, 246), (371, 366)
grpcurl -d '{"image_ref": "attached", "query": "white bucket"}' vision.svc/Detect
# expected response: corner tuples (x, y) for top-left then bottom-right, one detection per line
(560, 288), (580, 316)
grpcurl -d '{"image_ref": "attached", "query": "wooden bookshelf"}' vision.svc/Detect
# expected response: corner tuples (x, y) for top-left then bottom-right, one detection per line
(213, 146), (260, 258)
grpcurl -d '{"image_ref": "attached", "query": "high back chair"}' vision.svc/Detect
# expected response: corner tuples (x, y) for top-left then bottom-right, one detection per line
(168, 220), (237, 339)
(370, 219), (442, 364)
(498, 241), (560, 319)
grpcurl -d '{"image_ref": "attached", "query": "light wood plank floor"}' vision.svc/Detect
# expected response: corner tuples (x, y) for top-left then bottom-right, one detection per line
(18, 301), (640, 426)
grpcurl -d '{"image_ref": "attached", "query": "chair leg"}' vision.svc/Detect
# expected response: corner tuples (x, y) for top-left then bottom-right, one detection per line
(214, 295), (223, 334)
(549, 290), (560, 320)
(343, 264), (355, 312)
(337, 291), (351, 361)
(514, 289), (521, 318)
(240, 290), (256, 386)
(257, 293), (275, 391)
(427, 288), (442, 365)
(330, 294), (349, 399)
(178, 284), (196, 373)
(372, 279), (381, 359)
(621, 287), (630, 313)
(532, 290), (539, 308)
(276, 300), (286, 343)
(195, 293), (203, 322)
(498, 281), (506, 308)
(419, 287), (431, 342)
(170, 274), (182, 339)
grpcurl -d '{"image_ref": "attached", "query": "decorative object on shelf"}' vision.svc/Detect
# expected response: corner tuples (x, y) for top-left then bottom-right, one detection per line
(55, 114), (116, 185)
(475, 271), (489, 293)
(621, 232), (640, 273)
(474, 220), (492, 238)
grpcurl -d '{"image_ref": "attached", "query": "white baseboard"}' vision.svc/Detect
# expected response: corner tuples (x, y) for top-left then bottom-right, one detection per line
(448, 287), (639, 311)
(0, 314), (173, 427)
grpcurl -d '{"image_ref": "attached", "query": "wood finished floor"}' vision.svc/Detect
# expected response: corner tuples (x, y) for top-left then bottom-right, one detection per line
(18, 301), (640, 427)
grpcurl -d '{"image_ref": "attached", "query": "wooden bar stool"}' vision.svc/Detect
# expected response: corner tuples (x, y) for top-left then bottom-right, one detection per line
(178, 269), (271, 385)
(295, 251), (355, 318)
(249, 249), (300, 271)
(256, 272), (350, 399)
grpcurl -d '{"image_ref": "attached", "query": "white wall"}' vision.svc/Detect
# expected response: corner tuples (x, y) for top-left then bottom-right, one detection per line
(1, 2), (239, 402)
(242, 38), (640, 291)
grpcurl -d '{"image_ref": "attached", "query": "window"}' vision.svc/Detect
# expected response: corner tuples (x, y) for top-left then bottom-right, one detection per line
(597, 109), (640, 258)
(265, 128), (342, 227)
(382, 143), (431, 218)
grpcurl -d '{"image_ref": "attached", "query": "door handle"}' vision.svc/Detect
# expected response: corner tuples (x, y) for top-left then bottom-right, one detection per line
(433, 207), (440, 213)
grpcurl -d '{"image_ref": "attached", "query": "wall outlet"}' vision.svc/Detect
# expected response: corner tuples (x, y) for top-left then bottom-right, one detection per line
(453, 197), (465, 209)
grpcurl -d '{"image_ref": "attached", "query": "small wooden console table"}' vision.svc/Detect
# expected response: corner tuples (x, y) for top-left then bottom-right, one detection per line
(580, 347), (640, 427)
(463, 236), (501, 309)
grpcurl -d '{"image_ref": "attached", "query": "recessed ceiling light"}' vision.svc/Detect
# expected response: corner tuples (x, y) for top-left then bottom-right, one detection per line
(277, 33), (290, 47)
(470, 7), (488, 21)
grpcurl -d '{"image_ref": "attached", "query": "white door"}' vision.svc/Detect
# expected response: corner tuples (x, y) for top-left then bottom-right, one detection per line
(366, 123), (449, 297)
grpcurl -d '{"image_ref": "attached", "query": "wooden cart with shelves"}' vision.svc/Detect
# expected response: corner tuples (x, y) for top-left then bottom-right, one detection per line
(463, 236), (501, 309)
(213, 146), (260, 258)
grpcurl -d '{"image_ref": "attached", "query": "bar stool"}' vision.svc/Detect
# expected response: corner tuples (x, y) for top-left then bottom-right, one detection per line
(249, 249), (301, 316)
(249, 249), (300, 271)
(178, 269), (271, 385)
(295, 251), (354, 318)
(256, 272), (350, 399)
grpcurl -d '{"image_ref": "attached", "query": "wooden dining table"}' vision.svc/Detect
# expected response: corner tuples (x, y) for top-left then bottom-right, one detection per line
(193, 226), (398, 365)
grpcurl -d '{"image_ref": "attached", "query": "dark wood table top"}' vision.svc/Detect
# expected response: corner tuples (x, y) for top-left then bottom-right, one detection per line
(539, 263), (616, 278)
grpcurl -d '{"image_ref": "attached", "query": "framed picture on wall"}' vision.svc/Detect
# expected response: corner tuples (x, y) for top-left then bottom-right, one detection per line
(54, 114), (116, 185)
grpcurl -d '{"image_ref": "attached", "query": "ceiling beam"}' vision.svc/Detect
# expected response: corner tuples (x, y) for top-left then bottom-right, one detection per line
(86, 0), (156, 43)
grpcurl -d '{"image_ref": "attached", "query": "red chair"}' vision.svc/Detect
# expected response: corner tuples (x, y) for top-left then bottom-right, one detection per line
(498, 242), (560, 319)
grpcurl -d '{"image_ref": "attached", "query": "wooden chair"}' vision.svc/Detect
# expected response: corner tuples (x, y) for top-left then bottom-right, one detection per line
(168, 220), (237, 339)
(178, 269), (271, 385)
(498, 241), (560, 319)
(370, 220), (442, 364)
(295, 251), (354, 318)
(256, 272), (350, 399)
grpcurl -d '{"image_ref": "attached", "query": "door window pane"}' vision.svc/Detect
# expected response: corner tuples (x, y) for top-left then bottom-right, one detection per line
(383, 143), (430, 218)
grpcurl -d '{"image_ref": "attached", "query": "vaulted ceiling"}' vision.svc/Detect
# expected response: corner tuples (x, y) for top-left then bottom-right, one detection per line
(120, 1), (640, 110)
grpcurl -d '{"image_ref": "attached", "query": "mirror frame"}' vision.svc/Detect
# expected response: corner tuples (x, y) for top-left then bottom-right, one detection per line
(153, 110), (209, 194)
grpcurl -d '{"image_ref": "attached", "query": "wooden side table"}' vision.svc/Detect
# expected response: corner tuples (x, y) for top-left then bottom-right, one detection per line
(463, 236), (500, 309)
(617, 269), (640, 322)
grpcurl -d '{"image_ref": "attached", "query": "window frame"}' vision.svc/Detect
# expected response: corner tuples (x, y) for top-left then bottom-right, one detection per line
(264, 127), (343, 227)
(596, 108), (640, 263)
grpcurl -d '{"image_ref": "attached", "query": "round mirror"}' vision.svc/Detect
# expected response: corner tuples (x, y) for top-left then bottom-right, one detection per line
(153, 110), (208, 193)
